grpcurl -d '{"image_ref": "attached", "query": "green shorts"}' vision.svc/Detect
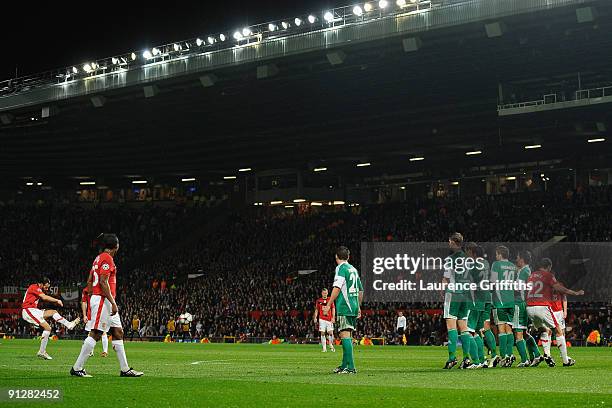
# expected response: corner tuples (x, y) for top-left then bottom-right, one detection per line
(493, 307), (514, 325)
(466, 308), (484, 332)
(443, 292), (469, 320)
(337, 315), (357, 331)
(511, 302), (528, 330)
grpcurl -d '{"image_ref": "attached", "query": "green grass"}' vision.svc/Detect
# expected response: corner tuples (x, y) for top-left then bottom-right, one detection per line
(0, 339), (611, 407)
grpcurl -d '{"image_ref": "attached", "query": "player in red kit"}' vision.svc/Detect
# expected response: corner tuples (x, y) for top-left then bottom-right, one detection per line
(526, 258), (584, 367)
(313, 288), (336, 352)
(21, 277), (80, 360)
(71, 233), (143, 377)
(80, 287), (108, 357)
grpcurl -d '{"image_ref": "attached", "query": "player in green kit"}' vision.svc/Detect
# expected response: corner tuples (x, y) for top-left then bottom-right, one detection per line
(442, 233), (473, 369)
(323, 246), (363, 374)
(464, 243), (489, 369)
(513, 250), (543, 367)
(490, 245), (517, 367)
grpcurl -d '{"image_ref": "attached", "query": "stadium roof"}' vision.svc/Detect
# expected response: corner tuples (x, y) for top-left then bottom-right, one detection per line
(0, 0), (610, 186)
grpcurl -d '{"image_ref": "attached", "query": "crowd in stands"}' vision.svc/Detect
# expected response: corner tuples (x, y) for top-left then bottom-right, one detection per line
(1, 186), (611, 345)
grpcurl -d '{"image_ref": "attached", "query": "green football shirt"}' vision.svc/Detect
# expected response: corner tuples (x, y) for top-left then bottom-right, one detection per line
(515, 264), (531, 302)
(469, 258), (490, 310)
(333, 262), (363, 317)
(443, 250), (469, 295)
(490, 259), (517, 308)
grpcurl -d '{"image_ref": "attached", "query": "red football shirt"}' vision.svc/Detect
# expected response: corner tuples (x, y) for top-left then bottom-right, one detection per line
(91, 252), (117, 298)
(316, 297), (335, 322)
(22, 284), (43, 309)
(551, 291), (565, 312)
(527, 269), (557, 307)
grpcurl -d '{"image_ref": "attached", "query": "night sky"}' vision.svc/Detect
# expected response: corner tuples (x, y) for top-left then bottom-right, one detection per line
(1, 1), (348, 81)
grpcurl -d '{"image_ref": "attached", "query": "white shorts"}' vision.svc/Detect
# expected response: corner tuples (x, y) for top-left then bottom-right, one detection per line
(527, 305), (558, 330)
(85, 295), (122, 333)
(318, 319), (334, 333)
(22, 308), (45, 326)
(553, 311), (566, 330)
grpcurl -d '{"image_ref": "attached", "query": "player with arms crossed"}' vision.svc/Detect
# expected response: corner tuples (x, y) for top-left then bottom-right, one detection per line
(21, 277), (80, 360)
(526, 258), (584, 367)
(70, 233), (143, 377)
(81, 286), (109, 357)
(323, 246), (362, 374)
(313, 288), (336, 353)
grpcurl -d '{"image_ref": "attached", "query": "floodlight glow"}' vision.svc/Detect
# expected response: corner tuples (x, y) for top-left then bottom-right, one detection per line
(356, 162), (371, 167)
(196, 38), (204, 46)
(271, 200), (283, 205)
(173, 43), (181, 51)
(233, 31), (243, 40)
(207, 36), (215, 44)
(364, 2), (373, 11)
(152, 47), (160, 56)
(26, 182), (34, 186)
(400, 186), (406, 190)
(311, 202), (323, 206)
(333, 200), (345, 205)
(80, 181), (96, 185)
(268, 23), (277, 31)
(294, 18), (302, 26)
(143, 50), (153, 59)
(72, 66), (78, 74)
(506, 176), (517, 180)
(111, 57), (119, 64)
(223, 176), (237, 180)
(132, 180), (147, 184)
(397, 0), (406, 6)
(588, 138), (605, 143)
(36, 183), (42, 186)
(409, 156), (425, 161)
(324, 11), (334, 22)
(465, 150), (482, 156)
(451, 181), (459, 186)
(308, 15), (316, 24)
(219, 34), (226, 41)
(90, 62), (97, 70)
(379, 0), (389, 9)
(242, 27), (252, 36)
(313, 167), (327, 172)
(293, 198), (306, 203)
(238, 168), (252, 172)
(83, 64), (92, 73)
(285, 205), (294, 208)
(281, 21), (290, 29)
(181, 178), (196, 182)
(131, 52), (137, 60)
(353, 6), (363, 16)
(524, 144), (542, 149)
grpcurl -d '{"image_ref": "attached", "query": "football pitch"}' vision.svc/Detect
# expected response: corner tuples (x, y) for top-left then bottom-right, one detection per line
(0, 340), (610, 407)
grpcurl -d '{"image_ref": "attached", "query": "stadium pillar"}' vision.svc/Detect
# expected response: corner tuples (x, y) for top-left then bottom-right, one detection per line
(256, 64), (279, 80)
(0, 113), (14, 125)
(90, 95), (106, 108)
(41, 105), (59, 118)
(199, 74), (218, 88)
(326, 51), (346, 66)
(485, 22), (506, 38)
(576, 7), (597, 23)
(402, 37), (422, 53)
(143, 85), (159, 98)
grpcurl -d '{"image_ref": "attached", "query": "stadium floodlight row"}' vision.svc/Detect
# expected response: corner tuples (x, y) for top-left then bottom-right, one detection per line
(0, 0), (437, 94)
